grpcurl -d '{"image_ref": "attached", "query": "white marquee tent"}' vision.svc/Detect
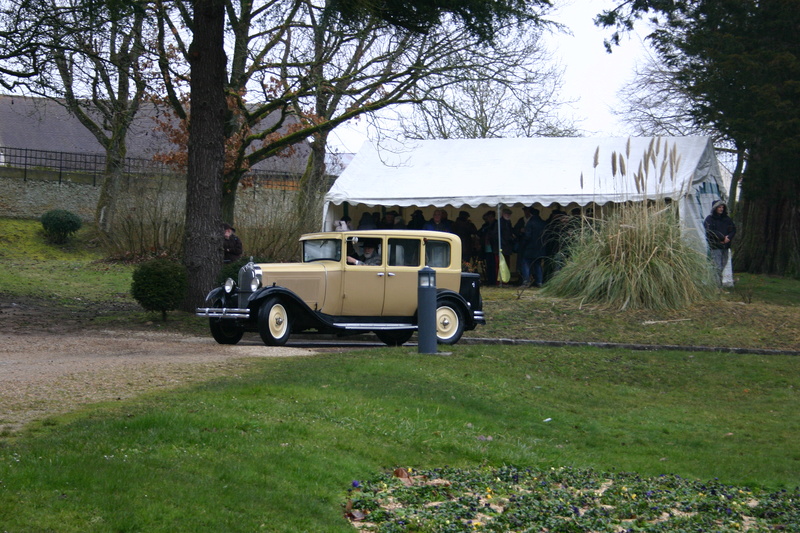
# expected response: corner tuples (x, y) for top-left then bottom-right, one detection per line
(323, 136), (731, 283)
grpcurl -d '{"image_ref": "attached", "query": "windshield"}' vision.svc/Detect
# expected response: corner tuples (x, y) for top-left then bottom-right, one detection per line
(303, 239), (342, 262)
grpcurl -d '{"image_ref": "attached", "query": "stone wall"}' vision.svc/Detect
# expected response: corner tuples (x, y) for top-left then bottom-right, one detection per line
(0, 169), (101, 221)
(0, 169), (303, 225)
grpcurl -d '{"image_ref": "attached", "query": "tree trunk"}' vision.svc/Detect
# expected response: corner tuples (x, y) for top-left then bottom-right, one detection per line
(728, 147), (745, 208)
(221, 170), (245, 224)
(296, 134), (329, 226)
(95, 141), (128, 234)
(95, 171), (120, 234)
(182, 0), (228, 311)
(733, 153), (800, 278)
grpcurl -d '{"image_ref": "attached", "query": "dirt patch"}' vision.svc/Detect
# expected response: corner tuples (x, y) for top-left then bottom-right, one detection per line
(0, 298), (315, 434)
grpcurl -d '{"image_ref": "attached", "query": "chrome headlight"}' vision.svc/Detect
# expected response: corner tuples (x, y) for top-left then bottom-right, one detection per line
(224, 278), (236, 294)
(250, 276), (261, 292)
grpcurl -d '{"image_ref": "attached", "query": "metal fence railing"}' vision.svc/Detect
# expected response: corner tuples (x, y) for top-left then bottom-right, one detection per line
(0, 145), (308, 190)
(0, 146), (174, 186)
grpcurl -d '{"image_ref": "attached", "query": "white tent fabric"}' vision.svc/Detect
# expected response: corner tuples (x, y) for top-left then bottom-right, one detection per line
(323, 136), (732, 284)
(325, 136), (723, 207)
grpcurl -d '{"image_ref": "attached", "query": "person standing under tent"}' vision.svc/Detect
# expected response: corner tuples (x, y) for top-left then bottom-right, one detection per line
(520, 208), (547, 287)
(407, 209), (426, 230)
(514, 205), (533, 278)
(499, 208), (515, 284)
(423, 209), (452, 232)
(357, 212), (377, 230)
(451, 210), (479, 263)
(478, 210), (499, 286)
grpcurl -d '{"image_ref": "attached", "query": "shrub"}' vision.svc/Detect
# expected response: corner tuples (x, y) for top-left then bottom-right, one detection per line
(236, 187), (322, 262)
(542, 138), (720, 310)
(131, 259), (188, 321)
(41, 209), (82, 244)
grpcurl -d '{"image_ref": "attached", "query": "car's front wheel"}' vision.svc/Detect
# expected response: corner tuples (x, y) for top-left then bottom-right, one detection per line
(375, 329), (413, 346)
(258, 297), (291, 346)
(208, 300), (244, 344)
(436, 302), (465, 345)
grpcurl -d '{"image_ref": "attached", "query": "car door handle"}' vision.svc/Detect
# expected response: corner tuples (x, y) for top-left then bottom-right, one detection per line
(387, 272), (396, 276)
(377, 272), (385, 277)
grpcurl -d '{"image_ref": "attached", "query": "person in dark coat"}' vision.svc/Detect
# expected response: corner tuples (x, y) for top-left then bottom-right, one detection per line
(223, 223), (243, 263)
(704, 199), (736, 285)
(406, 209), (426, 230)
(514, 206), (533, 278)
(520, 208), (546, 287)
(357, 212), (377, 230)
(451, 210), (478, 262)
(422, 209), (452, 232)
(478, 211), (499, 285)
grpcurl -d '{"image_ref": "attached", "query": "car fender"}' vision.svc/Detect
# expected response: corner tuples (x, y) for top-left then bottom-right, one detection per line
(434, 289), (474, 327)
(204, 286), (228, 304)
(247, 286), (321, 326)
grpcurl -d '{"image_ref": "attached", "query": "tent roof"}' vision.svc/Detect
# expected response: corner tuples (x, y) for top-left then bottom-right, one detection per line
(325, 136), (720, 208)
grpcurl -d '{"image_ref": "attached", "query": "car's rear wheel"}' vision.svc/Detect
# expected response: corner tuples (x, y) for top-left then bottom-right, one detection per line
(258, 297), (291, 346)
(436, 302), (465, 345)
(208, 300), (244, 344)
(375, 329), (413, 346)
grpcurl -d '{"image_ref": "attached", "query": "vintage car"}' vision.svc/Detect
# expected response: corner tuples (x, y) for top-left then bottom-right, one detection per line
(196, 230), (485, 346)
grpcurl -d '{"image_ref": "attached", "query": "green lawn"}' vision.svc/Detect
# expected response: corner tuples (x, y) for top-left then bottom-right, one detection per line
(1, 347), (798, 532)
(0, 218), (133, 305)
(1, 217), (799, 531)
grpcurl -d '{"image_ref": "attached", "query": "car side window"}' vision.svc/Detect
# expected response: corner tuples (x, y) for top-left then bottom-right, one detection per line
(348, 237), (383, 266)
(388, 238), (420, 267)
(303, 239), (341, 262)
(425, 240), (451, 268)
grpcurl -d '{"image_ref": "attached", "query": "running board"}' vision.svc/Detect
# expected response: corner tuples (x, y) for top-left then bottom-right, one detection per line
(334, 323), (416, 330)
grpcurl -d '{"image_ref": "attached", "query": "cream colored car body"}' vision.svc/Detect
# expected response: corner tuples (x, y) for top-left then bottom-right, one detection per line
(197, 229), (484, 346)
(295, 230), (463, 317)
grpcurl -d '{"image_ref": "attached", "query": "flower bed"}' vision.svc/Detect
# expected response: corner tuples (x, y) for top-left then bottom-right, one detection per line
(345, 466), (798, 532)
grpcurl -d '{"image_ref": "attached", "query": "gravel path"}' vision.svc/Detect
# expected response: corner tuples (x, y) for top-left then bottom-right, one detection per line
(0, 300), (315, 434)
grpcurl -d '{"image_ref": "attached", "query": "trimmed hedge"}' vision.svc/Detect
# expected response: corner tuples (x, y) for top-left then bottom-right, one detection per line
(41, 209), (82, 244)
(131, 259), (188, 321)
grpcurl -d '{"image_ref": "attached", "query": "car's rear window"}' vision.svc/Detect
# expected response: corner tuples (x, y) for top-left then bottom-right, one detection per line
(425, 240), (451, 268)
(388, 238), (421, 267)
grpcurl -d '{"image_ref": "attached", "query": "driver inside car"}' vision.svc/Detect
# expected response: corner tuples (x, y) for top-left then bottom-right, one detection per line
(347, 239), (381, 265)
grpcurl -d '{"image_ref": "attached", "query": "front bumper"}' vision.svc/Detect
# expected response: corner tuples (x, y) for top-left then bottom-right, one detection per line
(196, 307), (250, 319)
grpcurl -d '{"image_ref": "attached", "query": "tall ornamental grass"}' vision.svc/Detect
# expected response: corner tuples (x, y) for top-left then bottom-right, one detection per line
(545, 203), (718, 309)
(545, 138), (718, 310)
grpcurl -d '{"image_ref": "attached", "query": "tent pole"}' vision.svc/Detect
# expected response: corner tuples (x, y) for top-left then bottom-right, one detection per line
(321, 202), (330, 231)
(496, 204), (501, 285)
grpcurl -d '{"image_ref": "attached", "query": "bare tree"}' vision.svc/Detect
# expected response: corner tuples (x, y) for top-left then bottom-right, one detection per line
(159, 0), (554, 308)
(399, 28), (577, 140)
(0, 0), (46, 89)
(0, 0), (152, 232)
(614, 54), (745, 205)
(154, 0), (561, 221)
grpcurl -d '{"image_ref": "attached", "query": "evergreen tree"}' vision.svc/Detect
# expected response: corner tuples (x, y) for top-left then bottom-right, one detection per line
(599, 0), (800, 277)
